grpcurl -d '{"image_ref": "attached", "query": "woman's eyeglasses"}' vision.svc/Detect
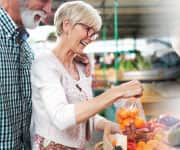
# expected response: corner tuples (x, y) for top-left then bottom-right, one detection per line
(76, 23), (99, 40)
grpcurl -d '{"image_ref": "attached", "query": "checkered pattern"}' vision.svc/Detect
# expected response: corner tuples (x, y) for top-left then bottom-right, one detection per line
(0, 8), (34, 150)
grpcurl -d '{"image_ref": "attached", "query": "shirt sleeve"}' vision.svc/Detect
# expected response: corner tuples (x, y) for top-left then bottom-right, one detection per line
(31, 57), (76, 130)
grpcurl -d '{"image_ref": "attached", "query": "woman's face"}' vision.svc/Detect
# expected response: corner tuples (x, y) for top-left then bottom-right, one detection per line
(68, 22), (99, 54)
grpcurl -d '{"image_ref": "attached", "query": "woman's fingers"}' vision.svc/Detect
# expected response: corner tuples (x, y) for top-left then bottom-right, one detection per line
(74, 53), (91, 76)
(117, 80), (143, 98)
(121, 80), (141, 88)
(109, 80), (143, 100)
(104, 121), (121, 134)
(111, 122), (121, 134)
(74, 53), (89, 64)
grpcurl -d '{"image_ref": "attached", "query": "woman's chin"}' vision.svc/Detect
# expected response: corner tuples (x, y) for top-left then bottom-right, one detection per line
(76, 51), (84, 55)
(77, 47), (85, 53)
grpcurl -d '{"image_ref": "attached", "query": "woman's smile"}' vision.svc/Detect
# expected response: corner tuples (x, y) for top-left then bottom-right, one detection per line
(80, 40), (88, 47)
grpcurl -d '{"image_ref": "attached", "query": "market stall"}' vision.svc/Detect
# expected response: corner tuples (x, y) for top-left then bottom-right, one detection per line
(95, 103), (180, 150)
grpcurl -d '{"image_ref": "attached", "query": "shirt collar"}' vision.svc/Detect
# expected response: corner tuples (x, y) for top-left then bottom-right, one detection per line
(16, 27), (30, 44)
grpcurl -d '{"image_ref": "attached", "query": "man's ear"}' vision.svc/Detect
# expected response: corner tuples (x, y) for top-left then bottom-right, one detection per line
(1, 0), (21, 22)
(62, 18), (70, 34)
(0, 0), (10, 9)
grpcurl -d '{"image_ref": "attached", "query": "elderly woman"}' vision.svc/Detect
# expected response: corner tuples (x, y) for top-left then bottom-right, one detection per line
(30, 1), (143, 149)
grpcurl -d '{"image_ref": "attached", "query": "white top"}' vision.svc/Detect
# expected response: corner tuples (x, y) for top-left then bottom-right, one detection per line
(30, 51), (105, 148)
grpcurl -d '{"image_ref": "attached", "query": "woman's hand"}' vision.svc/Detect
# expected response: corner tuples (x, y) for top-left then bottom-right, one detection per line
(74, 53), (91, 77)
(110, 80), (143, 100)
(103, 120), (121, 134)
(108, 121), (121, 134)
(122, 121), (151, 141)
(95, 118), (121, 134)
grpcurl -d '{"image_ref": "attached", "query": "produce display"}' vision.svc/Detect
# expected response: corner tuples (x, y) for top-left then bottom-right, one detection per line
(93, 50), (153, 87)
(93, 50), (180, 86)
(94, 51), (152, 78)
(114, 111), (180, 150)
(118, 51), (152, 72)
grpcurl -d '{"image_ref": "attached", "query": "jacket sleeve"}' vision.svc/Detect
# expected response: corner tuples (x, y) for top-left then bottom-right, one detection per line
(31, 57), (76, 130)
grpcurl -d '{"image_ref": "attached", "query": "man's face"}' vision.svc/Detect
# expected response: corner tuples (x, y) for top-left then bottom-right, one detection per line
(20, 0), (52, 29)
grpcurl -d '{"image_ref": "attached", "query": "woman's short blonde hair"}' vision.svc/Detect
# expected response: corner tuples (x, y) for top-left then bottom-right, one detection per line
(54, 1), (102, 36)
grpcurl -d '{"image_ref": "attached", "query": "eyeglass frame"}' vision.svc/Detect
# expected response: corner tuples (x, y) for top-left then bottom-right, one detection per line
(75, 22), (99, 40)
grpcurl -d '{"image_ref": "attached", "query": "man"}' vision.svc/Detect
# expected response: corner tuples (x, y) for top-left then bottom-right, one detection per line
(0, 0), (52, 149)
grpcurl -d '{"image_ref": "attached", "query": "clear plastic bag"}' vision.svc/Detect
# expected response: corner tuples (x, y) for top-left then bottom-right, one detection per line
(114, 98), (146, 131)
(114, 98), (147, 143)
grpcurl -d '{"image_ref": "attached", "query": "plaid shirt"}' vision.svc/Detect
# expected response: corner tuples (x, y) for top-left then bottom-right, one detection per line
(0, 8), (34, 150)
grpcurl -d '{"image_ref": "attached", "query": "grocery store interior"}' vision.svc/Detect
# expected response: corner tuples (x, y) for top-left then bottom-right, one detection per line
(28, 0), (180, 149)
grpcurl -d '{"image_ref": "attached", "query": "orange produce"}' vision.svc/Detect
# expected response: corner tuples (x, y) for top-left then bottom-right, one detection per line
(119, 124), (125, 131)
(116, 108), (146, 132)
(118, 109), (129, 119)
(136, 141), (146, 150)
(116, 115), (123, 124)
(123, 118), (131, 127)
(111, 138), (116, 147)
(129, 108), (139, 118)
(134, 117), (145, 129)
(136, 141), (154, 150)
(143, 144), (153, 150)
(123, 118), (134, 127)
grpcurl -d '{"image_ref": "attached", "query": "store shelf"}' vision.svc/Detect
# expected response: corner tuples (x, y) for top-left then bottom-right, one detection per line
(119, 67), (180, 81)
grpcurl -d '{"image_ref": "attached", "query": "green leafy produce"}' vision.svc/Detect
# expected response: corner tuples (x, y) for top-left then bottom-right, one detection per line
(136, 52), (152, 70)
(119, 60), (137, 71)
(118, 51), (152, 72)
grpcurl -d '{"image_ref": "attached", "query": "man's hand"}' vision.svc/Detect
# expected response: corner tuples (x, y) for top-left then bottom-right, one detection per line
(74, 53), (91, 77)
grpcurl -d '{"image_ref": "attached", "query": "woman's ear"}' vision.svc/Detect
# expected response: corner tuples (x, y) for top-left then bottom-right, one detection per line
(62, 18), (70, 35)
